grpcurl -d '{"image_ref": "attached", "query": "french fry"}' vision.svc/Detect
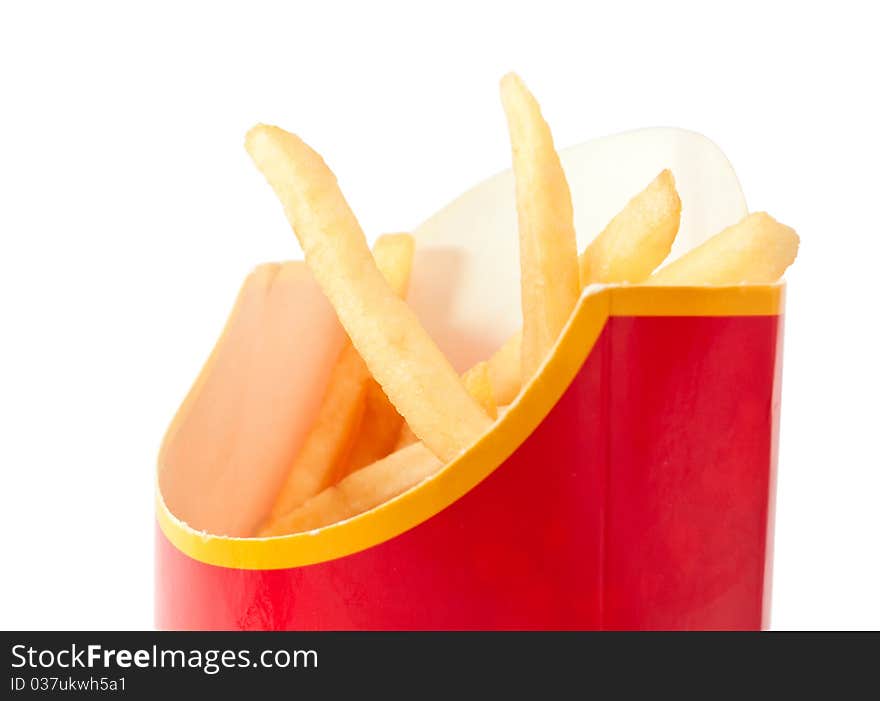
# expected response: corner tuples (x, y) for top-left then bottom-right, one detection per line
(263, 234), (414, 525)
(396, 360), (498, 450)
(263, 343), (367, 524)
(338, 380), (404, 475)
(258, 442), (443, 537)
(579, 169), (681, 286)
(461, 361), (498, 419)
(647, 212), (799, 285)
(268, 389), (514, 537)
(372, 233), (415, 294)
(485, 332), (523, 406)
(278, 406), (521, 538)
(500, 73), (580, 384)
(477, 169), (683, 404)
(246, 125), (492, 462)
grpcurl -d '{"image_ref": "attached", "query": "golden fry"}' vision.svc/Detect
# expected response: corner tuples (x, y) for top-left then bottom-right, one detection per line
(579, 169), (681, 285)
(258, 443), (443, 537)
(396, 360), (499, 450)
(246, 125), (492, 462)
(263, 234), (414, 525)
(476, 169), (683, 403)
(461, 361), (498, 419)
(485, 331), (523, 406)
(500, 73), (580, 384)
(336, 379), (404, 478)
(647, 212), (799, 285)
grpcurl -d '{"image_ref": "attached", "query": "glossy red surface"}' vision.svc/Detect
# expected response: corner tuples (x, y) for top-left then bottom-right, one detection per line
(156, 314), (782, 630)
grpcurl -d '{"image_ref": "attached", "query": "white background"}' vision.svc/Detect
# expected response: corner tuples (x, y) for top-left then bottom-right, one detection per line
(1, 1), (877, 630)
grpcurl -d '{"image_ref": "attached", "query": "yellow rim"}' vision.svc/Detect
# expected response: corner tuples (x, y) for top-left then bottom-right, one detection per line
(157, 284), (784, 570)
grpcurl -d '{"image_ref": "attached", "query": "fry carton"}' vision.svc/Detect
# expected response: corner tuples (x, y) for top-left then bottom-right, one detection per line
(156, 128), (785, 630)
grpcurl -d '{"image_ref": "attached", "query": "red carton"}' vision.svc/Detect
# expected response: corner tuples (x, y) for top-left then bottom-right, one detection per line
(156, 129), (784, 630)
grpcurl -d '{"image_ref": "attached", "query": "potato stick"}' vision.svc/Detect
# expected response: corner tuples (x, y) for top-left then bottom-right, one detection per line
(338, 379), (404, 476)
(500, 73), (580, 384)
(266, 402), (516, 537)
(334, 235), (412, 477)
(258, 442), (443, 537)
(647, 212), (799, 285)
(579, 169), (681, 286)
(461, 360), (498, 419)
(373, 233), (415, 294)
(263, 234), (414, 524)
(396, 360), (499, 450)
(478, 170), (683, 404)
(485, 331), (523, 406)
(263, 344), (367, 524)
(246, 125), (492, 462)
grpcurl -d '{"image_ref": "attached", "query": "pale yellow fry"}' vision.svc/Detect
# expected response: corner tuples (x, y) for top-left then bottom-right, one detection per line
(258, 442), (442, 536)
(396, 360), (499, 449)
(263, 234), (414, 525)
(500, 73), (580, 383)
(647, 212), (799, 285)
(461, 361), (498, 420)
(579, 169), (681, 286)
(373, 233), (415, 295)
(485, 331), (523, 406)
(481, 169), (683, 404)
(246, 125), (492, 462)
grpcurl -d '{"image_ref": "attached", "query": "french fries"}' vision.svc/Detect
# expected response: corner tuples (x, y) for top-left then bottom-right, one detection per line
(485, 332), (523, 406)
(647, 212), (799, 285)
(246, 125), (492, 463)
(395, 360), (498, 451)
(338, 380), (404, 475)
(263, 234), (414, 526)
(500, 73), (580, 384)
(259, 442), (442, 537)
(267, 201), (797, 537)
(475, 168), (683, 405)
(373, 233), (416, 295)
(461, 361), (498, 420)
(164, 72), (799, 539)
(579, 169), (681, 286)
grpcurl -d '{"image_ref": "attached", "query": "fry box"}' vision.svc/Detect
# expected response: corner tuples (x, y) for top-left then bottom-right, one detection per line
(156, 129), (784, 630)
